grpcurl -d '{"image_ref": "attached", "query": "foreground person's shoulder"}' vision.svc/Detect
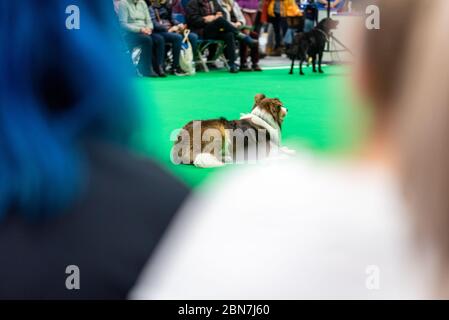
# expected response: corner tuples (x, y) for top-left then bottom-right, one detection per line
(84, 140), (190, 209)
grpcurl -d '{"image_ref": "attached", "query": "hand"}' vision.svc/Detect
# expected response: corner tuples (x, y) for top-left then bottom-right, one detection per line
(168, 25), (179, 32)
(203, 15), (216, 23)
(215, 12), (223, 18)
(233, 22), (242, 28)
(140, 27), (152, 35)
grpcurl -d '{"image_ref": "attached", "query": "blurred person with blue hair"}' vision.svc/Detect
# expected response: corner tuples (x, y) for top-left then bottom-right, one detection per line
(0, 0), (188, 299)
(132, 0), (449, 299)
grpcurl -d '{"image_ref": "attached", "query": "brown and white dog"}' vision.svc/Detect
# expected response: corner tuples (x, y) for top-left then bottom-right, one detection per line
(171, 94), (291, 168)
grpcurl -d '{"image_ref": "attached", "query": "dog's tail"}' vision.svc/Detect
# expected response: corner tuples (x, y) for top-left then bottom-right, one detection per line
(193, 153), (225, 168)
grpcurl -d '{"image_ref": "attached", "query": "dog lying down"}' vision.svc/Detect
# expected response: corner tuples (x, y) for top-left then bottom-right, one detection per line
(171, 94), (295, 168)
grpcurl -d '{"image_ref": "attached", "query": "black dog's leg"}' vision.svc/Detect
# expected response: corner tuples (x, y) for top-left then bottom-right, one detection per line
(299, 60), (305, 75)
(318, 50), (324, 73)
(312, 55), (317, 73)
(289, 57), (295, 75)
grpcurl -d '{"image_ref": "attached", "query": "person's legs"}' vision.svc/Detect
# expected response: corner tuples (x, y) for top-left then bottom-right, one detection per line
(161, 32), (182, 69)
(124, 32), (156, 77)
(222, 31), (237, 67)
(254, 11), (262, 35)
(280, 16), (288, 38)
(269, 13), (282, 49)
(209, 17), (239, 34)
(240, 41), (250, 70)
(188, 32), (199, 54)
(249, 31), (261, 70)
(151, 33), (166, 76)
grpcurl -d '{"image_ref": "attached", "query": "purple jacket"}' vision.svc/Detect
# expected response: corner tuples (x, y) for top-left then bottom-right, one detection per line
(236, 0), (259, 11)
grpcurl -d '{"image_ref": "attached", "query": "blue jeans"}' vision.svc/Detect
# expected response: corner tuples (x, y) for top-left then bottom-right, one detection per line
(124, 32), (165, 75)
(158, 32), (198, 68)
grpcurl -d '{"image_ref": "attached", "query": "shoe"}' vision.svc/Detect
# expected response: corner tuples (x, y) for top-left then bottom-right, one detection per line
(252, 64), (262, 71)
(142, 71), (159, 78)
(240, 63), (252, 72)
(229, 64), (239, 73)
(156, 66), (167, 78)
(171, 66), (187, 76)
(139, 67), (159, 78)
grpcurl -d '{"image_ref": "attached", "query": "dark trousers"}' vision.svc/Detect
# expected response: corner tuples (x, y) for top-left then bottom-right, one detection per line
(124, 32), (165, 76)
(268, 13), (288, 49)
(240, 31), (259, 65)
(158, 32), (199, 68)
(203, 17), (238, 65)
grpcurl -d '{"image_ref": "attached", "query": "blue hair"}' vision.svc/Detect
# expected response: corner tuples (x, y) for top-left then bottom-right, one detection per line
(0, 1), (140, 219)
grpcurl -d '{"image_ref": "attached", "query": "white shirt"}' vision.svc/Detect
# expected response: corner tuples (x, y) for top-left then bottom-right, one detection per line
(131, 156), (433, 299)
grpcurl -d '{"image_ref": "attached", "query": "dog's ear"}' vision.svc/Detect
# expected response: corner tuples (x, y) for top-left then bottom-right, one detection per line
(254, 93), (266, 105)
(266, 100), (281, 126)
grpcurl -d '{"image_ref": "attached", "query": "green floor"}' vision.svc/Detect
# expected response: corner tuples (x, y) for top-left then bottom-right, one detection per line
(132, 65), (367, 187)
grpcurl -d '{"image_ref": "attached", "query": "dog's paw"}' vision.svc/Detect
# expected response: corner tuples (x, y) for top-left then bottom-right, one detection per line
(313, 69), (317, 73)
(280, 146), (296, 155)
(288, 71), (293, 75)
(300, 71), (305, 76)
(193, 153), (225, 168)
(319, 69), (324, 74)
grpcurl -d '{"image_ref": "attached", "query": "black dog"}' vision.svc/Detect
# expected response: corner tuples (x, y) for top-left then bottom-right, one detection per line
(287, 18), (339, 75)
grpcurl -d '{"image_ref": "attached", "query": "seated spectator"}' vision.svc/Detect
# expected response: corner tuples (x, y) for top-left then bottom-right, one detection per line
(219, 0), (262, 71)
(171, 0), (186, 16)
(146, 0), (199, 75)
(118, 0), (167, 77)
(186, 0), (258, 73)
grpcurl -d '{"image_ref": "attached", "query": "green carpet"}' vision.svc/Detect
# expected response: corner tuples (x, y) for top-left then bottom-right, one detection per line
(132, 65), (368, 187)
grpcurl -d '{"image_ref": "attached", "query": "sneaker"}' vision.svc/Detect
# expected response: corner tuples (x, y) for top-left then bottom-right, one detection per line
(171, 67), (187, 76)
(156, 66), (167, 78)
(240, 64), (252, 72)
(252, 64), (262, 71)
(229, 64), (239, 73)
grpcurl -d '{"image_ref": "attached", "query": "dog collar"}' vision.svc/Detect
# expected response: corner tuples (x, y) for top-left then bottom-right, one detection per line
(316, 28), (330, 42)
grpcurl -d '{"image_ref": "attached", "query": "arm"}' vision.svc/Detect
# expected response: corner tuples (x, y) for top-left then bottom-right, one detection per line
(233, 2), (246, 26)
(142, 2), (155, 30)
(331, 0), (342, 9)
(186, 0), (207, 28)
(149, 7), (169, 32)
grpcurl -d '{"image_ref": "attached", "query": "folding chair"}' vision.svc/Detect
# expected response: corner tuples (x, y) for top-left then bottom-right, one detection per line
(194, 39), (229, 72)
